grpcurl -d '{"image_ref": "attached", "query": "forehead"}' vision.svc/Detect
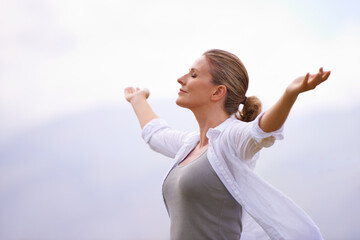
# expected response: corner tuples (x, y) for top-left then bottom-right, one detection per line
(191, 55), (211, 73)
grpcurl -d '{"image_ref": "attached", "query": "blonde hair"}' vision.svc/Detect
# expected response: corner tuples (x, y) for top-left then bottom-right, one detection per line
(203, 49), (261, 122)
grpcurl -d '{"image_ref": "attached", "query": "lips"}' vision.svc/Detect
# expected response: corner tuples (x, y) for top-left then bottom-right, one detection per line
(179, 89), (187, 93)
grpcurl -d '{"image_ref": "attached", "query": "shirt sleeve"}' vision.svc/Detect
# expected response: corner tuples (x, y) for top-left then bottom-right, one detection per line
(142, 118), (191, 158)
(250, 112), (284, 148)
(230, 112), (284, 162)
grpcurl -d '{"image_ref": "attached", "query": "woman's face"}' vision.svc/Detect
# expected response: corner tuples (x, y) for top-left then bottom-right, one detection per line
(176, 55), (217, 110)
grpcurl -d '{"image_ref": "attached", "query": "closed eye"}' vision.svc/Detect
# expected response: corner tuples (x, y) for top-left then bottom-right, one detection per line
(189, 68), (198, 78)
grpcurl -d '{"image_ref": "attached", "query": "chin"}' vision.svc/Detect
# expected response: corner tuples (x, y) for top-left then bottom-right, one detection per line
(175, 97), (188, 108)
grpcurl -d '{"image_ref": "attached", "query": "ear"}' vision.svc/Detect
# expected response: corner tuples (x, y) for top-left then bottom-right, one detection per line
(211, 85), (227, 102)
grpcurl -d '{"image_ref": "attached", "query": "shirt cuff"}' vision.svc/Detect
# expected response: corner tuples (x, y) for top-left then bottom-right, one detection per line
(251, 112), (284, 148)
(141, 118), (169, 143)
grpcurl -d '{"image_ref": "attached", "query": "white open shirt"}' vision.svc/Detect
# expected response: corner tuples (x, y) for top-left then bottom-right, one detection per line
(142, 113), (323, 240)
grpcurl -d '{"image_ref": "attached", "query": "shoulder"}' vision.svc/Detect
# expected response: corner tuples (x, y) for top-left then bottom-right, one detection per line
(209, 116), (248, 147)
(220, 116), (250, 138)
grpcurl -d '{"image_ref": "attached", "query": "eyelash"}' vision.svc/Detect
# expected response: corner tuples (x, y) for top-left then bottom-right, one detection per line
(191, 73), (197, 78)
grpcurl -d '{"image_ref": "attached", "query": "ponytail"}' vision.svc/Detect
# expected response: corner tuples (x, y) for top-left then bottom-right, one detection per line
(236, 96), (262, 122)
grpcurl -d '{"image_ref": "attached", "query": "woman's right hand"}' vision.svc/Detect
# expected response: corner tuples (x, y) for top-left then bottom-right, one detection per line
(124, 87), (150, 103)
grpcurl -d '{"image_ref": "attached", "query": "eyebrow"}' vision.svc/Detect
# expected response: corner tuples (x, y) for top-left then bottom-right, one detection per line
(189, 68), (199, 73)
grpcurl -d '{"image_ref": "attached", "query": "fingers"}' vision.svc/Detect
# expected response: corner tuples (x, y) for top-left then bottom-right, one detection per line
(322, 70), (331, 81)
(309, 68), (331, 88)
(143, 88), (150, 98)
(124, 86), (141, 94)
(318, 67), (331, 82)
(303, 72), (310, 86)
(304, 73), (310, 81)
(124, 87), (134, 94)
(124, 86), (150, 99)
(308, 72), (321, 89)
(323, 71), (331, 79)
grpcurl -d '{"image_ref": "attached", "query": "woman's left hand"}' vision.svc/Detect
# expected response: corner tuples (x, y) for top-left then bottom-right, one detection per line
(260, 68), (331, 133)
(286, 68), (331, 98)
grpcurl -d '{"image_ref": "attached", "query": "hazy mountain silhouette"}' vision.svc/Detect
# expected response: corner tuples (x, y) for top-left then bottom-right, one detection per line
(1, 100), (359, 240)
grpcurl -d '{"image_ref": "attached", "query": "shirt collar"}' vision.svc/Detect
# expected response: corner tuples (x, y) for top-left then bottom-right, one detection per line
(206, 115), (236, 140)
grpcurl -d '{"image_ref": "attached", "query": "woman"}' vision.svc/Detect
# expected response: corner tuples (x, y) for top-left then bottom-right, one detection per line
(124, 49), (330, 240)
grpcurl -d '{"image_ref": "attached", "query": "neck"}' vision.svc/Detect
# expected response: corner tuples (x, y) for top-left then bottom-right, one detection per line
(191, 105), (229, 147)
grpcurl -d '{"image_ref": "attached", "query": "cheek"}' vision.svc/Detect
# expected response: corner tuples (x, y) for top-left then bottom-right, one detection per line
(195, 83), (214, 98)
(190, 81), (211, 93)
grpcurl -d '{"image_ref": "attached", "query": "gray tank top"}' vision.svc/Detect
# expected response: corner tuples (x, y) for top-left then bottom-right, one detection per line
(163, 150), (242, 240)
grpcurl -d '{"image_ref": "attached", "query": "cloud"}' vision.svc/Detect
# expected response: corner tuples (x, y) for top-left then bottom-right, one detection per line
(1, 0), (359, 139)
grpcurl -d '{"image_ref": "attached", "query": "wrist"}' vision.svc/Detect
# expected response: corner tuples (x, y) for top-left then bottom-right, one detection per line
(284, 88), (298, 103)
(130, 94), (147, 105)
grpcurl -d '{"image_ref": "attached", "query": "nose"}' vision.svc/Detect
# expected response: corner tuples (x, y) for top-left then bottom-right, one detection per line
(177, 74), (186, 85)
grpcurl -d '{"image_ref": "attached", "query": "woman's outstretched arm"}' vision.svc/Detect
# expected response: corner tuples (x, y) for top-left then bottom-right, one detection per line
(259, 68), (331, 133)
(124, 87), (158, 129)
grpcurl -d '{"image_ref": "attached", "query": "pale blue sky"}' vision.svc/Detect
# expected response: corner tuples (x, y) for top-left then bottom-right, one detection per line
(1, 0), (359, 140)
